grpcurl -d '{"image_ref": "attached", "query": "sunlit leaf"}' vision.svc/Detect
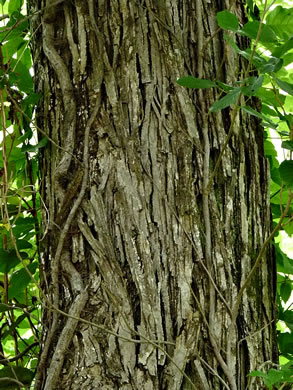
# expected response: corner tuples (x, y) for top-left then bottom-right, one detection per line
(8, 0), (23, 16)
(241, 21), (278, 43)
(217, 10), (239, 31)
(266, 6), (293, 40)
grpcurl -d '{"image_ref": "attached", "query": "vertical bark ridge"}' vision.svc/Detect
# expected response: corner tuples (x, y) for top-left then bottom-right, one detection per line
(30, 0), (278, 388)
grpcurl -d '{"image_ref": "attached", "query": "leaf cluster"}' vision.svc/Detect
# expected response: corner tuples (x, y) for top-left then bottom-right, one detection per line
(0, 0), (42, 388)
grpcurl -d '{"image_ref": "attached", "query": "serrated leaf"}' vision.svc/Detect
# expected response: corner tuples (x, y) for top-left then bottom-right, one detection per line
(216, 10), (239, 32)
(176, 76), (216, 89)
(209, 88), (241, 112)
(279, 160), (293, 186)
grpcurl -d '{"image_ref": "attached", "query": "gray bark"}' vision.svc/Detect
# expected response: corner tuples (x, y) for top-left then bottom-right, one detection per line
(30, 0), (278, 389)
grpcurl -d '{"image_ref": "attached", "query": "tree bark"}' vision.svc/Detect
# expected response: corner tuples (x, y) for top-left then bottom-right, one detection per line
(30, 0), (278, 389)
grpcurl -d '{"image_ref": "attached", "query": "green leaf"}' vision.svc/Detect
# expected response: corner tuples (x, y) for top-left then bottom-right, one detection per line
(280, 281), (292, 303)
(278, 333), (293, 356)
(0, 303), (12, 313)
(276, 244), (293, 274)
(273, 77), (293, 96)
(282, 140), (293, 151)
(272, 38), (293, 58)
(280, 310), (293, 331)
(9, 59), (33, 93)
(249, 370), (268, 378)
(241, 105), (277, 129)
(0, 366), (34, 389)
(8, 0), (23, 16)
(266, 369), (285, 387)
(254, 87), (286, 107)
(241, 21), (278, 43)
(176, 76), (216, 89)
(18, 47), (32, 70)
(0, 249), (20, 273)
(241, 75), (264, 96)
(279, 160), (293, 186)
(209, 88), (241, 112)
(12, 217), (37, 236)
(266, 6), (293, 40)
(215, 80), (234, 92)
(246, 0), (253, 12)
(9, 262), (38, 300)
(262, 104), (279, 117)
(271, 167), (282, 186)
(284, 220), (293, 237)
(21, 137), (48, 153)
(1, 37), (24, 65)
(216, 10), (239, 32)
(22, 92), (40, 107)
(225, 36), (265, 67)
(0, 18), (28, 43)
(259, 57), (283, 74)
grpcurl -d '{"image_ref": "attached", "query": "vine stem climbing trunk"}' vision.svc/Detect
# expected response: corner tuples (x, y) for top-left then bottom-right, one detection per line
(29, 0), (278, 389)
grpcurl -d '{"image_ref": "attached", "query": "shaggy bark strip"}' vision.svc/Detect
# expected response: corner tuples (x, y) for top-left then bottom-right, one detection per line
(30, 0), (278, 388)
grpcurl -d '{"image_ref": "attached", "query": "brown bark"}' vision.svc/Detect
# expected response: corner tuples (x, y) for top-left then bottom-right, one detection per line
(30, 0), (278, 389)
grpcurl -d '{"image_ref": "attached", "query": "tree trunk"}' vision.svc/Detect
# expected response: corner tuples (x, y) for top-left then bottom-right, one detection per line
(30, 0), (278, 389)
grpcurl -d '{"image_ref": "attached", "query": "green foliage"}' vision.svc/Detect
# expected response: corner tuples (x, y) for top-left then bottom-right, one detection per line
(0, 0), (40, 382)
(0, 365), (34, 389)
(249, 361), (293, 390)
(178, 0), (293, 387)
